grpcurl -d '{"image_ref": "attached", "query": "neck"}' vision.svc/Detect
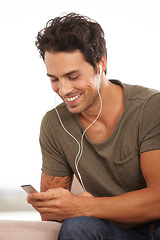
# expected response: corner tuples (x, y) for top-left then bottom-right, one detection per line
(79, 79), (125, 128)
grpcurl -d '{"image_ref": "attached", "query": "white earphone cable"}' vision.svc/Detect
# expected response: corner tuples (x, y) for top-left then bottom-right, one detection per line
(54, 73), (102, 191)
(75, 90), (102, 191)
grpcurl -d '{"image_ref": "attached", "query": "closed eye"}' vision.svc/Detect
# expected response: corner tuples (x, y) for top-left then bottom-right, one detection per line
(68, 75), (79, 80)
(51, 78), (58, 82)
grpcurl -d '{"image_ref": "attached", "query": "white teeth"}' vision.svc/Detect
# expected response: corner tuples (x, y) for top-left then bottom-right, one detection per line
(66, 94), (80, 102)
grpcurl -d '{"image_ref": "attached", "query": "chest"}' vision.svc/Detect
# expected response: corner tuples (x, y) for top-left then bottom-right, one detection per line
(78, 101), (125, 143)
(79, 113), (121, 143)
(85, 122), (114, 143)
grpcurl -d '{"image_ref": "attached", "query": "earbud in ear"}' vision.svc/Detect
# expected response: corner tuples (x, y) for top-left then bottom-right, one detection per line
(99, 65), (102, 77)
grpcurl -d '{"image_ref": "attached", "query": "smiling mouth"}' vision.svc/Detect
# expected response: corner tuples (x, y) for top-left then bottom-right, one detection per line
(65, 94), (81, 102)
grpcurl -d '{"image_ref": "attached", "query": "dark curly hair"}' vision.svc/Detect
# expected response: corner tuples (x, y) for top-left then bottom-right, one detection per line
(35, 13), (107, 73)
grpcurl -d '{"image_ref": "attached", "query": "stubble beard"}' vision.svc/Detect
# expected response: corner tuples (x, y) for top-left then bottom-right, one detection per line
(67, 90), (100, 115)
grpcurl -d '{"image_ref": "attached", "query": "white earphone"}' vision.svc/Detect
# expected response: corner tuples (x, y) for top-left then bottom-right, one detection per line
(97, 65), (102, 90)
(99, 64), (102, 77)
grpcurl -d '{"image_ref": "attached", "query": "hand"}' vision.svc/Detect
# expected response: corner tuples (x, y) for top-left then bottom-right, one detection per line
(27, 188), (84, 221)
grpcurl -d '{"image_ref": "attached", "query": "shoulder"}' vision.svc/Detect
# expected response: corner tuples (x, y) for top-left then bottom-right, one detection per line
(141, 92), (160, 120)
(123, 82), (160, 101)
(123, 83), (160, 120)
(109, 79), (160, 103)
(42, 102), (71, 124)
(41, 102), (78, 133)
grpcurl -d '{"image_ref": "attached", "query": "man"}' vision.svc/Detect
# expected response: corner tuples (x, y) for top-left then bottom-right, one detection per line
(28, 13), (160, 239)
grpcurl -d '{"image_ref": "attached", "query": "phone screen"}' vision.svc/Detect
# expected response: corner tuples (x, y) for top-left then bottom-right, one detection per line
(21, 185), (38, 194)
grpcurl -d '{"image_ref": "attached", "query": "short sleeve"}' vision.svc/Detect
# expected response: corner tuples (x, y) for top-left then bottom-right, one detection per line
(39, 113), (73, 177)
(139, 93), (160, 154)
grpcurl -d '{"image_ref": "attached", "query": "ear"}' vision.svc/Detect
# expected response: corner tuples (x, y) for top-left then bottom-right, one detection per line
(97, 54), (107, 75)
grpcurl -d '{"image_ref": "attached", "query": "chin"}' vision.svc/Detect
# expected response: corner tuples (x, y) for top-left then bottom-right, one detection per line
(66, 105), (82, 114)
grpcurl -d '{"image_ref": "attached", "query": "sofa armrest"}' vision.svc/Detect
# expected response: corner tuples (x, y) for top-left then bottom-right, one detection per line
(0, 175), (83, 240)
(0, 220), (61, 240)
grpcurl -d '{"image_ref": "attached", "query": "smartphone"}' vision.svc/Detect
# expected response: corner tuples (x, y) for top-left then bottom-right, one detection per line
(21, 184), (38, 194)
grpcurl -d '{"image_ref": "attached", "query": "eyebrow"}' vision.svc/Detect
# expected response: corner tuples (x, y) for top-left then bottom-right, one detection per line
(47, 70), (80, 78)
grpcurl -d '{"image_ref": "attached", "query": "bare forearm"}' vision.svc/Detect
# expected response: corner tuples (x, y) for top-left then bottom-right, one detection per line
(41, 172), (73, 192)
(40, 172), (73, 221)
(81, 187), (160, 224)
(28, 178), (160, 223)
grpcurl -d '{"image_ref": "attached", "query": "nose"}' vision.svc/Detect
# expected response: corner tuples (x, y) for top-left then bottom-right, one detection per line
(58, 78), (73, 97)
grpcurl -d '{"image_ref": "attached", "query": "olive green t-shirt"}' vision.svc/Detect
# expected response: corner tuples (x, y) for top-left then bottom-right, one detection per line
(40, 80), (160, 197)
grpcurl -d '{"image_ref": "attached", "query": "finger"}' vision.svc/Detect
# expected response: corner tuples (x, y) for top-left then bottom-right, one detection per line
(31, 199), (56, 208)
(27, 198), (53, 213)
(33, 205), (60, 218)
(29, 187), (69, 201)
(27, 191), (56, 201)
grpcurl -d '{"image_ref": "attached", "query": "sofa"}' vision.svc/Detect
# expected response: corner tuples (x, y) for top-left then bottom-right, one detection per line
(0, 175), (83, 240)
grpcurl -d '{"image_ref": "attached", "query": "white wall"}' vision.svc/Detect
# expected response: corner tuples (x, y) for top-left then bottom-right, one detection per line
(0, 0), (160, 191)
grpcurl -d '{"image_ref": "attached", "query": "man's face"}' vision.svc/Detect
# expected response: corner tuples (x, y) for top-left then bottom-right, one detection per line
(45, 50), (100, 114)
